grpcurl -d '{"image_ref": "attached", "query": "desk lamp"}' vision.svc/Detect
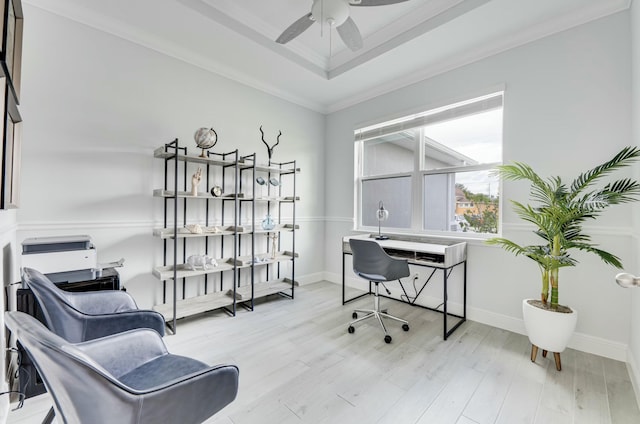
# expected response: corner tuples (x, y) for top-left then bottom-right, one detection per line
(376, 201), (389, 240)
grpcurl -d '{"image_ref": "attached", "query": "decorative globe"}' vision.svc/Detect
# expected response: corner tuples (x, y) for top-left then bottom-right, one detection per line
(194, 127), (218, 157)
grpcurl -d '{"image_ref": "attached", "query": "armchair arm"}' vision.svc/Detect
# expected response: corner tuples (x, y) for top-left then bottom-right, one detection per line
(67, 290), (139, 314)
(82, 310), (166, 340)
(75, 328), (168, 378)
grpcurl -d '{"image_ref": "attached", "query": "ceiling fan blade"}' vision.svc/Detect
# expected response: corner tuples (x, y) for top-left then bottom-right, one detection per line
(336, 17), (363, 51)
(350, 0), (410, 6)
(276, 12), (315, 44)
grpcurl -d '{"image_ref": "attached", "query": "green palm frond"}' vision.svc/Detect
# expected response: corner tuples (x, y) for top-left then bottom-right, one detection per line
(485, 238), (527, 256)
(569, 146), (640, 198)
(488, 146), (640, 307)
(566, 242), (624, 268)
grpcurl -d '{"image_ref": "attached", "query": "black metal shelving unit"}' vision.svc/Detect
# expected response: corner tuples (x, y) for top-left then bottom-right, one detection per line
(152, 141), (300, 332)
(152, 139), (242, 333)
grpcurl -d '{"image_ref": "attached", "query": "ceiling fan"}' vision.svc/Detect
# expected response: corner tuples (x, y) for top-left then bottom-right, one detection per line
(276, 0), (410, 52)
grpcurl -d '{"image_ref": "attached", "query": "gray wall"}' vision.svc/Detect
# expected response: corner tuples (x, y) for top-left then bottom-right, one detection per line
(15, 8), (326, 309)
(630, 0), (640, 407)
(326, 11), (635, 361)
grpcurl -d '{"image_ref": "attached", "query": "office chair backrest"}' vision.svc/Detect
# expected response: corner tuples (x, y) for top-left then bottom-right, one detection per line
(349, 238), (410, 282)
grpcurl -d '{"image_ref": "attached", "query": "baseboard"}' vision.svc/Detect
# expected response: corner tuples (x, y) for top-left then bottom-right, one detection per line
(466, 305), (527, 336)
(627, 349), (640, 410)
(318, 276), (629, 360)
(296, 272), (325, 286)
(323, 271), (342, 285)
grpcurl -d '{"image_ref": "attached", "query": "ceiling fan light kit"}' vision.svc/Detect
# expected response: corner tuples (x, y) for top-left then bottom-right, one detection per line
(312, 0), (350, 27)
(276, 0), (410, 52)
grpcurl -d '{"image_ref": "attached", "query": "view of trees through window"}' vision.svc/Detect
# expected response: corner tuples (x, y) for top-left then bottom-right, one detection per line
(455, 182), (499, 234)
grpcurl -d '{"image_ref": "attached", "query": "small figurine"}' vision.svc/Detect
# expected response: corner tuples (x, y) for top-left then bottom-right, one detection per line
(186, 254), (218, 270)
(191, 167), (202, 196)
(267, 233), (279, 259)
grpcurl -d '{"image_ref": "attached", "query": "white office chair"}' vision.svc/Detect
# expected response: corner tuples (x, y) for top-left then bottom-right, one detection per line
(347, 238), (410, 343)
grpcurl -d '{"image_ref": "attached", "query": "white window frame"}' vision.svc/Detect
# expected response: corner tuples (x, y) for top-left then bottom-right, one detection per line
(354, 91), (504, 239)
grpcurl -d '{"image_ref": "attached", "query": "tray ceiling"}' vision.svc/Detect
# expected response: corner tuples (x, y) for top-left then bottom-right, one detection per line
(25, 0), (631, 112)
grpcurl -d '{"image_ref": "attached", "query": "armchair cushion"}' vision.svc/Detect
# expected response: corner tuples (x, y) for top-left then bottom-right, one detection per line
(69, 290), (139, 314)
(118, 355), (211, 390)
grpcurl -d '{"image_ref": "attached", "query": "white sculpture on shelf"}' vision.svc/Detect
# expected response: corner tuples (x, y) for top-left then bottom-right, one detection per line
(268, 233), (279, 259)
(191, 167), (202, 196)
(185, 224), (203, 234)
(186, 254), (218, 270)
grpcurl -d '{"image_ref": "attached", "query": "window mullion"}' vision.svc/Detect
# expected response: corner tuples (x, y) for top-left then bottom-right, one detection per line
(354, 139), (363, 229)
(411, 128), (423, 230)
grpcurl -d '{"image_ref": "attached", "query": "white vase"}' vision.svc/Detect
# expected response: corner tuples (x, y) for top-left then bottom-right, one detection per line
(522, 299), (577, 353)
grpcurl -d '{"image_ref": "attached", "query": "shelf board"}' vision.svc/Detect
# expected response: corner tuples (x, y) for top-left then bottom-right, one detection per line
(153, 189), (245, 199)
(153, 147), (240, 167)
(242, 223), (299, 234)
(253, 164), (301, 174)
(153, 224), (299, 239)
(235, 251), (299, 267)
(153, 225), (244, 239)
(153, 258), (236, 280)
(235, 278), (297, 301)
(153, 290), (235, 321)
(253, 196), (300, 202)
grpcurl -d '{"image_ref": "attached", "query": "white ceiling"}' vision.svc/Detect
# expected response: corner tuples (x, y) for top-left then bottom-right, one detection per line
(25, 0), (631, 113)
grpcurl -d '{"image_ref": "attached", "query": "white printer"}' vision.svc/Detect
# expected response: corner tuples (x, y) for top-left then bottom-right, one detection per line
(21, 235), (98, 284)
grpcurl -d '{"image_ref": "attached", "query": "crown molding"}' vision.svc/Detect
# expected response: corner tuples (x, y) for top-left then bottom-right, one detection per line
(326, 0), (632, 113)
(23, 0), (328, 113)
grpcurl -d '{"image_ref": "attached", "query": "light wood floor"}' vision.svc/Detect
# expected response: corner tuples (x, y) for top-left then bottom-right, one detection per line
(7, 281), (640, 424)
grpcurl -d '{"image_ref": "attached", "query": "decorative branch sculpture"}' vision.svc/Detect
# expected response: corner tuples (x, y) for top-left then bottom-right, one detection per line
(260, 125), (281, 162)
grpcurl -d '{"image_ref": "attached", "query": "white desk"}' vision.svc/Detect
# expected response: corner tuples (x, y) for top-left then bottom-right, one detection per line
(342, 234), (467, 340)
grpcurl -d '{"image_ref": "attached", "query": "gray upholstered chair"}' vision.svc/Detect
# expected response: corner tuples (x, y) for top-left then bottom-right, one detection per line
(347, 238), (410, 343)
(21, 267), (165, 342)
(6, 311), (239, 424)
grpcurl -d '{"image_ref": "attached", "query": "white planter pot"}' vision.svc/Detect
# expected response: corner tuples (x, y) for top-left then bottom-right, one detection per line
(522, 299), (578, 353)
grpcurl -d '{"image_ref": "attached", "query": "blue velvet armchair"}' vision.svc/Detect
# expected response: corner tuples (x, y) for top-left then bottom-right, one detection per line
(6, 311), (239, 424)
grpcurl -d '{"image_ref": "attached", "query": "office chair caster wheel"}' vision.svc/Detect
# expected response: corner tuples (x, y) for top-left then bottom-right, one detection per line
(348, 326), (355, 334)
(402, 324), (409, 331)
(384, 335), (392, 344)
(352, 312), (358, 319)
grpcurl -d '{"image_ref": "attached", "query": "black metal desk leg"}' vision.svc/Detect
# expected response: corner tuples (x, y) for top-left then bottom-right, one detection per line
(342, 252), (346, 304)
(443, 268), (448, 340)
(463, 261), (467, 320)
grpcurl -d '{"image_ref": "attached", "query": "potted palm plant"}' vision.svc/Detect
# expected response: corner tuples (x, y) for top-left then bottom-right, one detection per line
(487, 146), (640, 371)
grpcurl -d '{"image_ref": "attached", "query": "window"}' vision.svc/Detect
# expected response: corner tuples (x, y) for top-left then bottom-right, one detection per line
(354, 92), (503, 235)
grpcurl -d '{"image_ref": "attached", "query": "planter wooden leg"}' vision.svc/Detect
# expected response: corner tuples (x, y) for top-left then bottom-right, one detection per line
(553, 352), (562, 371)
(542, 349), (548, 358)
(530, 344), (538, 362)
